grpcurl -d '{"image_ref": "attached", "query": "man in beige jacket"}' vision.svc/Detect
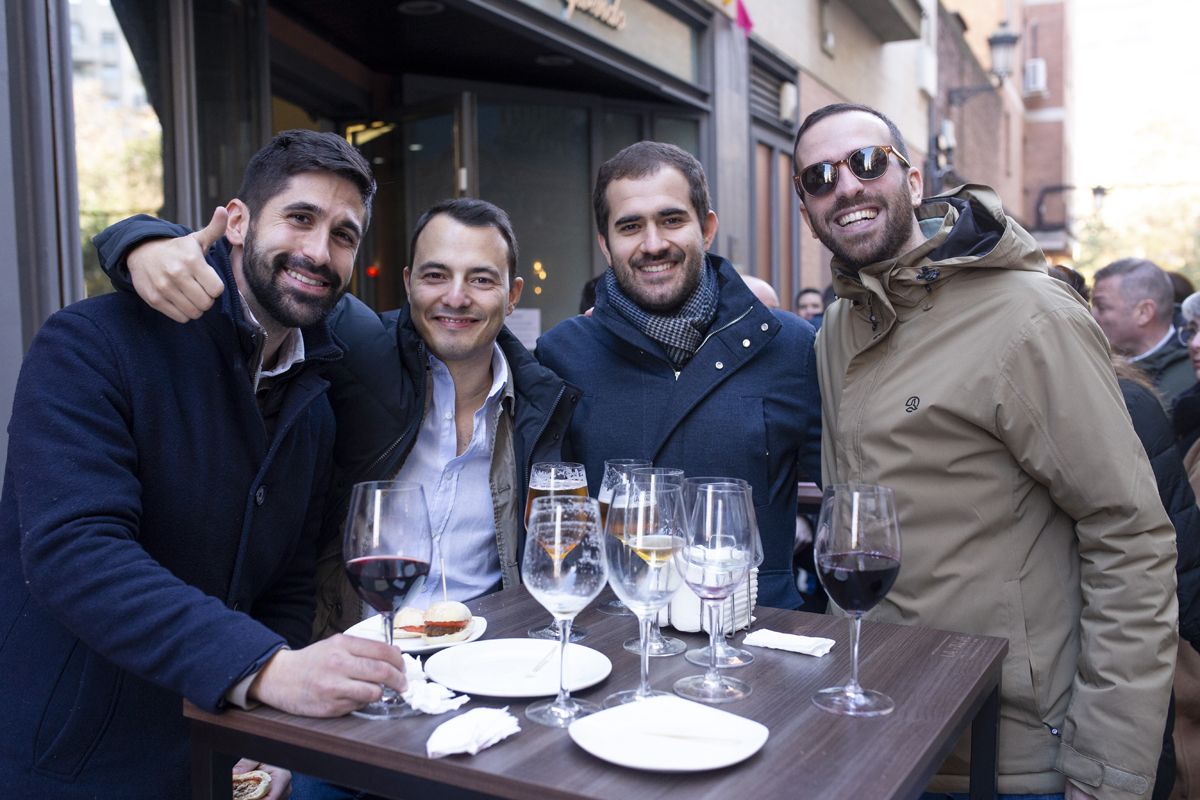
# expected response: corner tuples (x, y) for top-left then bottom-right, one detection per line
(794, 102), (1178, 800)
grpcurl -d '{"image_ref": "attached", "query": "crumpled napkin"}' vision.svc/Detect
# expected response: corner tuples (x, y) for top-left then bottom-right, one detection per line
(426, 707), (521, 758)
(401, 654), (471, 715)
(742, 629), (835, 656)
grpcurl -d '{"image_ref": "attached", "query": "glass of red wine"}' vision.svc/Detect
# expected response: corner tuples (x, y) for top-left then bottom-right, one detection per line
(343, 480), (433, 720)
(812, 483), (901, 717)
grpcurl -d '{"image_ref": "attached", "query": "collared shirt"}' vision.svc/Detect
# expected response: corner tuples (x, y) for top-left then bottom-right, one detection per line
(396, 343), (511, 609)
(1131, 326), (1176, 362)
(238, 291), (306, 391)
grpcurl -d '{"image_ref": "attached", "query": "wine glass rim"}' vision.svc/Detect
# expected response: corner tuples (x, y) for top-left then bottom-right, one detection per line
(824, 482), (896, 495)
(348, 479), (426, 493)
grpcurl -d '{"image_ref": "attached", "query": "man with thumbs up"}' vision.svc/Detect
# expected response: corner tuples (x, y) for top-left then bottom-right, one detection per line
(0, 130), (412, 799)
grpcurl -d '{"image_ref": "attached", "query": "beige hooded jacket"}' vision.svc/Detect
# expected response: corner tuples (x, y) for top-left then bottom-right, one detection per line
(817, 185), (1178, 799)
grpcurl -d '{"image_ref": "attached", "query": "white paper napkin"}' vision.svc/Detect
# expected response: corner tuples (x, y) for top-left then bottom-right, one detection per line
(401, 654), (471, 715)
(426, 707), (521, 758)
(742, 629), (835, 656)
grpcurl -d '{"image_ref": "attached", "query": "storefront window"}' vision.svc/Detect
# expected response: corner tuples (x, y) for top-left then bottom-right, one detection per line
(69, 0), (167, 296)
(478, 102), (592, 338)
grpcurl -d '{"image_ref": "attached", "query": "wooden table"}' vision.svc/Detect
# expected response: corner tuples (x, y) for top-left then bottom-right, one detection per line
(188, 588), (1006, 800)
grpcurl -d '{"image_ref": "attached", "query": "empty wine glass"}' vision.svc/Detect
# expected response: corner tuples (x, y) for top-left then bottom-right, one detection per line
(522, 495), (608, 727)
(682, 478), (760, 669)
(622, 467), (688, 657)
(524, 462), (590, 642)
(342, 481), (434, 720)
(603, 478), (686, 707)
(812, 483), (902, 717)
(596, 458), (651, 617)
(673, 483), (754, 703)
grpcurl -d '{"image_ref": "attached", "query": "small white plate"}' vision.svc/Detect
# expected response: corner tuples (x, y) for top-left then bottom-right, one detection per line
(568, 695), (768, 772)
(423, 638), (612, 697)
(344, 614), (488, 655)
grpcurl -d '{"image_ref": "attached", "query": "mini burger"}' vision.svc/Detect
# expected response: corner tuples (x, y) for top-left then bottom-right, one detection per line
(232, 770), (272, 800)
(422, 600), (473, 644)
(393, 606), (426, 639)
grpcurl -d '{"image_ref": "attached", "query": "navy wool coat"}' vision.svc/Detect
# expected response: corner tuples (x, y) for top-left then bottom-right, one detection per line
(0, 242), (338, 799)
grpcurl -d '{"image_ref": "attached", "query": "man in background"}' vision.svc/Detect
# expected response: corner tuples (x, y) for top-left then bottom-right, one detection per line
(1092, 257), (1194, 407)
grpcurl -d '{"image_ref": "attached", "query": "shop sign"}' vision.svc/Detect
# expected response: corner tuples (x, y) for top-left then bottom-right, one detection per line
(562, 0), (626, 30)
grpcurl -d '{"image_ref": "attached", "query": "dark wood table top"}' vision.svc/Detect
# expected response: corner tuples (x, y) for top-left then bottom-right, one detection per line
(186, 588), (1006, 800)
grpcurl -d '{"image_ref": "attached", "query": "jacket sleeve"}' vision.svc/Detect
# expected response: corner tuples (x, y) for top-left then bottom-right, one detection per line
(9, 309), (288, 712)
(1121, 379), (1200, 651)
(996, 305), (1177, 800)
(92, 214), (193, 293)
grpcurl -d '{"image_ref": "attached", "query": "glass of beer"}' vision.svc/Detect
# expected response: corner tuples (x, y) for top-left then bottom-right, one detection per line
(597, 459), (651, 617)
(525, 462), (590, 641)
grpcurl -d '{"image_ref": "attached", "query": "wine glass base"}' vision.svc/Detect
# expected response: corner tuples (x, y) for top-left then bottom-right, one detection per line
(597, 599), (635, 617)
(623, 634), (686, 657)
(685, 642), (754, 668)
(673, 674), (751, 704)
(352, 699), (423, 720)
(812, 685), (894, 717)
(525, 696), (601, 727)
(603, 688), (671, 708)
(528, 622), (588, 642)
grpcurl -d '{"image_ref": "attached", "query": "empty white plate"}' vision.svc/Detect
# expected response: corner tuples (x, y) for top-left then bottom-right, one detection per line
(423, 638), (612, 697)
(568, 694), (769, 772)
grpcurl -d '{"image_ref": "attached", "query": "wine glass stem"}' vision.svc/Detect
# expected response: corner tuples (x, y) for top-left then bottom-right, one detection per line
(637, 613), (653, 698)
(555, 617), (573, 710)
(848, 613), (864, 695)
(381, 611), (399, 704)
(704, 599), (723, 686)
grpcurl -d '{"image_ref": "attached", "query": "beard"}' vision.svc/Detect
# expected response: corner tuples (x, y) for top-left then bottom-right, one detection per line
(810, 182), (917, 271)
(241, 226), (345, 329)
(611, 243), (705, 314)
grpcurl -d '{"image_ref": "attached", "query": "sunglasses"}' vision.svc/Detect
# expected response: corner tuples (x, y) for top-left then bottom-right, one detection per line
(793, 145), (912, 198)
(1179, 321), (1198, 347)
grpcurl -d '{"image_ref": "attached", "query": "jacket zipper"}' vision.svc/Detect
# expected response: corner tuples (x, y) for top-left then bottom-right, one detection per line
(680, 306), (756, 380)
(524, 384), (568, 478)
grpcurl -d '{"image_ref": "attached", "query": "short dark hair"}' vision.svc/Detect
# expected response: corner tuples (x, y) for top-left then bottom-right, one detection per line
(593, 141), (711, 240)
(237, 129), (376, 227)
(1095, 257), (1175, 325)
(409, 198), (519, 279)
(792, 103), (911, 172)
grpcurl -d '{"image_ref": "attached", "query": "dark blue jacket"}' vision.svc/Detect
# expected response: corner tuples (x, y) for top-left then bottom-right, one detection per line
(0, 241), (338, 798)
(537, 255), (822, 609)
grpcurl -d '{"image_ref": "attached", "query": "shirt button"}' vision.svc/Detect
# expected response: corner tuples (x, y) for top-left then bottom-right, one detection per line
(715, 361), (725, 370)
(444, 411), (452, 420)
(742, 339), (751, 348)
(255, 486), (266, 506)
(760, 323), (769, 332)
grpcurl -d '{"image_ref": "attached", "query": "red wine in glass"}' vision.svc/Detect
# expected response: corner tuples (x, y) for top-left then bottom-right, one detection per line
(816, 552), (899, 613)
(345, 555), (430, 613)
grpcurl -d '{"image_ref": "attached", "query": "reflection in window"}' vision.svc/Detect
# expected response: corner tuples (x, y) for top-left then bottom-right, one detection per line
(69, 0), (164, 296)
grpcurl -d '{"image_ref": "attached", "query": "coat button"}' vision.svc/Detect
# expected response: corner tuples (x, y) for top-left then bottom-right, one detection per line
(742, 338), (751, 348)
(760, 323), (769, 331)
(715, 361), (725, 370)
(255, 486), (266, 506)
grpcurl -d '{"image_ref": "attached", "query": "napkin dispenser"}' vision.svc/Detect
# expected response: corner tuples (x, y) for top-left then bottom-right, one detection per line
(658, 568), (757, 633)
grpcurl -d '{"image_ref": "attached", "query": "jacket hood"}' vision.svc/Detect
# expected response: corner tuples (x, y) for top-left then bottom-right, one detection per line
(830, 184), (1048, 320)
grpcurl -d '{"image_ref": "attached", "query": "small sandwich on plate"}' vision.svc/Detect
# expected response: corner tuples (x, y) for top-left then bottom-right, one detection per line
(232, 769), (272, 800)
(393, 606), (426, 639)
(422, 600), (473, 644)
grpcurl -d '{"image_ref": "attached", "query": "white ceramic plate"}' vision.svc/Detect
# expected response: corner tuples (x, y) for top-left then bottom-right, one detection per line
(423, 638), (612, 697)
(344, 613), (488, 655)
(568, 695), (769, 772)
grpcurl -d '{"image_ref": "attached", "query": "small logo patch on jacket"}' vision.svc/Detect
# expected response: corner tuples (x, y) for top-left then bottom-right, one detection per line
(905, 396), (920, 413)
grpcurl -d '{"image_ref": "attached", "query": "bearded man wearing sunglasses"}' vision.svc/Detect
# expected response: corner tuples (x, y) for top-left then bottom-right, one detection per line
(796, 103), (1176, 800)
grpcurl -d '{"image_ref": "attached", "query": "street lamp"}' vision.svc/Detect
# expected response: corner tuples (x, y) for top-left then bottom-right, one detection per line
(948, 20), (1020, 107)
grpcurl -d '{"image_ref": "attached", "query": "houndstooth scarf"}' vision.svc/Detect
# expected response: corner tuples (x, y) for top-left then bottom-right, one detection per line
(604, 258), (719, 370)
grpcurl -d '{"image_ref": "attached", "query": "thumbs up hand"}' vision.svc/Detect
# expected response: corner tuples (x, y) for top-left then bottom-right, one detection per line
(127, 206), (228, 323)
